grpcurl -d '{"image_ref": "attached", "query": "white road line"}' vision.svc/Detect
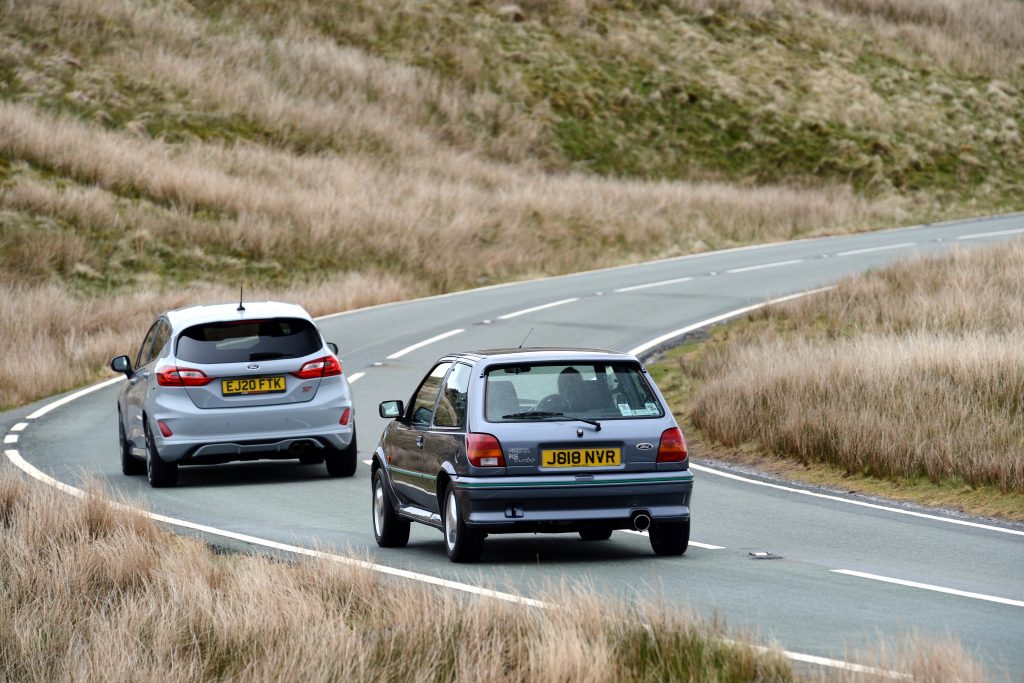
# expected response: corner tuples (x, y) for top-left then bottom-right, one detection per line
(836, 242), (915, 256)
(692, 463), (1024, 537)
(956, 227), (1024, 241)
(627, 287), (834, 357)
(3, 447), (548, 607)
(3, 434), (17, 444)
(386, 329), (465, 360)
(25, 375), (124, 420)
(832, 570), (1024, 608)
(347, 372), (366, 383)
(497, 298), (578, 320)
(726, 259), (803, 274)
(614, 277), (694, 293)
(621, 529), (724, 549)
(11, 423), (28, 432)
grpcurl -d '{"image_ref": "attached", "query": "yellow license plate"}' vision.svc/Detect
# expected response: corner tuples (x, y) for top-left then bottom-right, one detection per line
(541, 447), (621, 468)
(221, 376), (286, 395)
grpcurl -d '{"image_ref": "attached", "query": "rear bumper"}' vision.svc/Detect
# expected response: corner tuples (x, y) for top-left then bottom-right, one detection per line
(452, 471), (693, 531)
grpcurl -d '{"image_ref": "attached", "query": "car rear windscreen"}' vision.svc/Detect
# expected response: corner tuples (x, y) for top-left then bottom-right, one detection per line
(176, 318), (322, 364)
(484, 362), (665, 422)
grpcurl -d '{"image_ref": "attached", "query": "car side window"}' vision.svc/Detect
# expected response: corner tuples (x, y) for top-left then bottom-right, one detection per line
(135, 321), (160, 369)
(409, 362), (452, 426)
(148, 320), (171, 364)
(433, 363), (471, 428)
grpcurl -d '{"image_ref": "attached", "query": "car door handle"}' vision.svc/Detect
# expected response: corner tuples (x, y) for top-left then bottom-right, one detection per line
(415, 435), (425, 448)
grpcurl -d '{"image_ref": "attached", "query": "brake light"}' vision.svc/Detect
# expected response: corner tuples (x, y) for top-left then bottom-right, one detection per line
(156, 367), (212, 387)
(292, 355), (342, 379)
(339, 407), (351, 426)
(657, 427), (688, 463)
(466, 433), (505, 467)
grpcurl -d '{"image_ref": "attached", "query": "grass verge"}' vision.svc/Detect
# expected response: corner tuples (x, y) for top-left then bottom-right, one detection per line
(650, 239), (1024, 521)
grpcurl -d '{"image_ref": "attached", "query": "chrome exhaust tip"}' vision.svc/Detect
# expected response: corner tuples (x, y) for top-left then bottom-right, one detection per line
(631, 511), (652, 532)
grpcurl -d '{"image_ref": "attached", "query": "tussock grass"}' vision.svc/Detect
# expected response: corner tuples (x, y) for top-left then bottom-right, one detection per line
(683, 240), (1024, 496)
(0, 469), (797, 682)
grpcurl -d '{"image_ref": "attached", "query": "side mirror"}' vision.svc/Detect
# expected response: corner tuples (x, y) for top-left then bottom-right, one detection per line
(327, 342), (339, 354)
(379, 400), (404, 419)
(110, 355), (132, 375)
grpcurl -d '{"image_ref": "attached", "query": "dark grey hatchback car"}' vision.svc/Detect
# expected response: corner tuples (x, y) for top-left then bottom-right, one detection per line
(371, 348), (694, 562)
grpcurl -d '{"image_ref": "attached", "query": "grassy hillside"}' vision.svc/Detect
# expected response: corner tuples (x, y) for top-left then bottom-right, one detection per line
(2, 0), (1023, 406)
(652, 240), (1024, 520)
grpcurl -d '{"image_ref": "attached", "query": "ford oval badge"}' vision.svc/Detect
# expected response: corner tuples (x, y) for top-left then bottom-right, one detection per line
(636, 442), (654, 450)
(247, 363), (260, 370)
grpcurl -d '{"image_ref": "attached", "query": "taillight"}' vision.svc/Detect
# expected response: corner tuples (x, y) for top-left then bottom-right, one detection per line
(466, 433), (505, 467)
(339, 407), (351, 426)
(292, 355), (342, 379)
(657, 427), (688, 464)
(156, 367), (212, 387)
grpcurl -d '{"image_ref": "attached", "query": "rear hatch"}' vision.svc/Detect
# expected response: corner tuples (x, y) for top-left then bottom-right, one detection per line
(482, 361), (670, 475)
(173, 317), (330, 409)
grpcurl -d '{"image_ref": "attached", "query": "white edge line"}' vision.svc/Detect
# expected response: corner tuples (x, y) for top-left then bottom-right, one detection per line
(385, 329), (464, 360)
(955, 227), (1024, 241)
(836, 242), (916, 256)
(725, 259), (803, 274)
(627, 287), (835, 357)
(496, 297), (578, 320)
(621, 529), (724, 549)
(25, 375), (124, 420)
(831, 570), (1024, 608)
(2, 447), (547, 608)
(347, 372), (366, 384)
(11, 423), (28, 432)
(613, 276), (694, 293)
(692, 463), (1024, 537)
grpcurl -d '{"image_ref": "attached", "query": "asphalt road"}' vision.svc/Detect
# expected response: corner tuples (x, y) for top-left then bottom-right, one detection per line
(4, 214), (1024, 677)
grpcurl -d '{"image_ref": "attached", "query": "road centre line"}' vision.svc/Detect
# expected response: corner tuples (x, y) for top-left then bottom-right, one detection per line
(691, 463), (1024, 537)
(11, 423), (28, 432)
(3, 434), (17, 444)
(725, 259), (803, 274)
(836, 242), (915, 256)
(627, 287), (835, 357)
(25, 375), (124, 420)
(497, 297), (579, 320)
(956, 226), (1024, 241)
(386, 329), (465, 360)
(621, 528), (724, 549)
(832, 570), (1024, 608)
(347, 372), (366, 383)
(614, 277), (694, 293)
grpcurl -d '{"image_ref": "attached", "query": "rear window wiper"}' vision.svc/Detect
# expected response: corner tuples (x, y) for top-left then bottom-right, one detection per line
(501, 411), (602, 431)
(248, 352), (296, 360)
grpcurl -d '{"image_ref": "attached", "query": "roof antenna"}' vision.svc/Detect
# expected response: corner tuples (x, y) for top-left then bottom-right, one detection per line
(517, 327), (534, 349)
(237, 285), (245, 312)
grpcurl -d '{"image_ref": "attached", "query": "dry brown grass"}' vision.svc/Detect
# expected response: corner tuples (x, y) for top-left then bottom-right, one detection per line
(0, 469), (797, 682)
(687, 240), (1024, 494)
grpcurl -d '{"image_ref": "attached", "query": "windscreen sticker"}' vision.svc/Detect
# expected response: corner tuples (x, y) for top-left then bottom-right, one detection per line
(618, 403), (633, 416)
(645, 402), (659, 413)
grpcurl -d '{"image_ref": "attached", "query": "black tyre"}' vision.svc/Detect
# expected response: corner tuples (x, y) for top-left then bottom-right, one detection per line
(443, 484), (484, 563)
(649, 518), (689, 556)
(325, 429), (358, 477)
(579, 527), (613, 541)
(145, 422), (178, 488)
(372, 469), (410, 548)
(119, 411), (145, 476)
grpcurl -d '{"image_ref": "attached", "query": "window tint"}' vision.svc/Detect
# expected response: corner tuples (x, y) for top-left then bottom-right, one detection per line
(484, 362), (664, 421)
(135, 321), (160, 368)
(434, 363), (471, 428)
(176, 318), (321, 364)
(149, 320), (171, 364)
(410, 362), (451, 425)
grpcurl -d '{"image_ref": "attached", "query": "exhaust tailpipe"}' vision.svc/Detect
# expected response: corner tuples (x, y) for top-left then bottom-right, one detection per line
(631, 511), (651, 532)
(289, 440), (314, 455)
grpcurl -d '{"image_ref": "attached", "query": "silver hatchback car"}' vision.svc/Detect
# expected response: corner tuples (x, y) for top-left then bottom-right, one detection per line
(372, 348), (693, 562)
(110, 301), (356, 487)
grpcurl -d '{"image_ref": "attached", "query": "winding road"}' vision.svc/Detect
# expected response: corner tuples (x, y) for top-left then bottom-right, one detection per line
(4, 214), (1024, 677)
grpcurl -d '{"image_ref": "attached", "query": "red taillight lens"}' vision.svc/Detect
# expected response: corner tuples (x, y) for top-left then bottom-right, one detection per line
(292, 355), (342, 379)
(339, 407), (351, 426)
(466, 433), (505, 467)
(157, 420), (173, 437)
(156, 367), (212, 387)
(657, 427), (688, 464)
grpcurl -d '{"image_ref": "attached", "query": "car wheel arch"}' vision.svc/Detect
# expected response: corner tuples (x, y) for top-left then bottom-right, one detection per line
(436, 471), (452, 513)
